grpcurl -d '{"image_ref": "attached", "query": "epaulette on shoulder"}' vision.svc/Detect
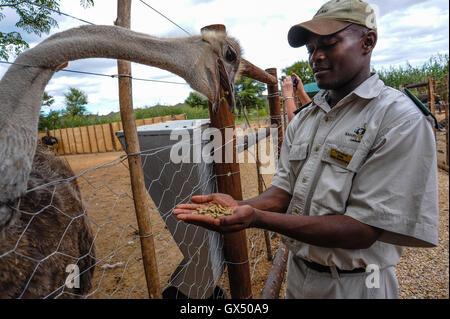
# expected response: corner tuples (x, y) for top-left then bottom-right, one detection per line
(293, 101), (313, 116)
(403, 88), (440, 130)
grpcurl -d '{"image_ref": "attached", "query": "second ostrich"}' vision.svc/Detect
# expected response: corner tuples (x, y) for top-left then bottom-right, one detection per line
(41, 128), (58, 155)
(0, 25), (243, 298)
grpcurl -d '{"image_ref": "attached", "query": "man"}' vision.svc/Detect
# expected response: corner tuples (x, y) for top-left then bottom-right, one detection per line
(174, 0), (439, 299)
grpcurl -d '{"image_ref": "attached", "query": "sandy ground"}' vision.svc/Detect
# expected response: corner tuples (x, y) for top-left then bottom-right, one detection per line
(63, 124), (449, 299)
(64, 149), (278, 299)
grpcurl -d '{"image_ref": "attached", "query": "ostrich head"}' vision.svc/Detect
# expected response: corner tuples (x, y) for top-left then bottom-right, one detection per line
(0, 25), (244, 228)
(197, 29), (242, 113)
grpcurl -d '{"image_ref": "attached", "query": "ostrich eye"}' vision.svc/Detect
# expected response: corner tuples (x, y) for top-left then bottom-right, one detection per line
(225, 47), (236, 62)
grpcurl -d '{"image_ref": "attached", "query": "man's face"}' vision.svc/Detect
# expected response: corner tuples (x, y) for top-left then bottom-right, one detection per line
(306, 26), (367, 90)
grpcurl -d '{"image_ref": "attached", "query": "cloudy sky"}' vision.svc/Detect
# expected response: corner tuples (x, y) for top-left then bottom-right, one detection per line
(1, 0), (448, 115)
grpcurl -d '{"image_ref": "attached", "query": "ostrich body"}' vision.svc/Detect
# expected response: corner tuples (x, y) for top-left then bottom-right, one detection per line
(0, 25), (242, 298)
(0, 146), (95, 298)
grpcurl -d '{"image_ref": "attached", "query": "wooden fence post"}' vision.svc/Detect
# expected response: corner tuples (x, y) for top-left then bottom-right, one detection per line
(202, 24), (252, 299)
(263, 67), (290, 299)
(265, 68), (283, 155)
(255, 142), (273, 262)
(260, 68), (283, 263)
(116, 0), (162, 299)
(237, 60), (290, 298)
(428, 77), (436, 137)
(445, 74), (449, 166)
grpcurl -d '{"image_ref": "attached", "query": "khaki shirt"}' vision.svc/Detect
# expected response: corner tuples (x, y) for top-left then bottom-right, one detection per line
(272, 73), (439, 270)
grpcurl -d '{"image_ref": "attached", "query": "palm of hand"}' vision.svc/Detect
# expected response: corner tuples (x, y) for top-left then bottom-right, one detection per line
(172, 193), (247, 232)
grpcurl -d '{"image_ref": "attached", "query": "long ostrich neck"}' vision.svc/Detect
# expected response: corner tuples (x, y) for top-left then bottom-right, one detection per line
(2, 25), (196, 126)
(0, 25), (201, 203)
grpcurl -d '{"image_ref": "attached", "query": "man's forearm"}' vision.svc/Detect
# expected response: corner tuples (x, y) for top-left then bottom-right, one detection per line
(250, 209), (382, 249)
(238, 186), (291, 214)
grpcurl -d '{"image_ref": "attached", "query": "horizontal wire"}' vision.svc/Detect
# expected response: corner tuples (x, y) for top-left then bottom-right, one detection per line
(138, 0), (191, 36)
(2, 2), (190, 85)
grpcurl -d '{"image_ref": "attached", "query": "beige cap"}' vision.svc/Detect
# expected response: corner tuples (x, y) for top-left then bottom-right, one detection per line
(288, 0), (377, 47)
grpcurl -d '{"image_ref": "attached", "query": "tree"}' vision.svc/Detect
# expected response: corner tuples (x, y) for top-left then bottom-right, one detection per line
(63, 87), (88, 117)
(42, 91), (55, 107)
(39, 109), (61, 130)
(39, 91), (57, 130)
(0, 0), (94, 60)
(234, 76), (267, 117)
(185, 92), (208, 108)
(281, 60), (315, 84)
(374, 53), (449, 89)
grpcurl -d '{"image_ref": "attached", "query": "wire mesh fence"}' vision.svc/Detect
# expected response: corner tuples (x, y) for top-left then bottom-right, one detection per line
(1, 0), (286, 298)
(0, 120), (282, 299)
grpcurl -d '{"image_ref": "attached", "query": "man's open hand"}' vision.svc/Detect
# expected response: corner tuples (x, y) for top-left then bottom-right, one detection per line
(173, 193), (256, 233)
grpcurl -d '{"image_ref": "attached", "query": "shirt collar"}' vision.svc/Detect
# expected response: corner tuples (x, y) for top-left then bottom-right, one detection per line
(313, 90), (331, 113)
(312, 73), (385, 113)
(352, 73), (385, 99)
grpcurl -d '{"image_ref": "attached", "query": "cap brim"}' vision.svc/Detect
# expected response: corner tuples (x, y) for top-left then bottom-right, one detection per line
(288, 19), (352, 47)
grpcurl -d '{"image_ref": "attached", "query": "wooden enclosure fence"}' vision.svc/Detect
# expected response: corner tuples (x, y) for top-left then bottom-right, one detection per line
(38, 114), (187, 156)
(404, 75), (449, 171)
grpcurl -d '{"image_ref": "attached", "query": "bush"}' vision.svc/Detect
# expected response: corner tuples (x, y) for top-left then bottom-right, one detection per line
(374, 53), (449, 89)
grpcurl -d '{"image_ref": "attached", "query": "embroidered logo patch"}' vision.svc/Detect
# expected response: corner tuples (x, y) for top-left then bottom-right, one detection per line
(345, 124), (367, 143)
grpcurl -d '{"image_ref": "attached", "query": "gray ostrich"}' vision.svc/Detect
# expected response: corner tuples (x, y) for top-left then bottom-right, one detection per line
(0, 25), (242, 298)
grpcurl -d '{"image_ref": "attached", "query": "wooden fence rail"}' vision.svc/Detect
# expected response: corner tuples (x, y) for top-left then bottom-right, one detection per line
(38, 114), (187, 155)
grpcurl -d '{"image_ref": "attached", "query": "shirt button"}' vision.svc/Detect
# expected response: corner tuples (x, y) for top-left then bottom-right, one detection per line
(296, 208), (302, 215)
(302, 177), (308, 184)
(314, 146), (320, 152)
(324, 117), (329, 122)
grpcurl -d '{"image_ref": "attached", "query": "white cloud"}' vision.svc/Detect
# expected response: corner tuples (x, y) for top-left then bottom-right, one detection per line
(1, 0), (448, 115)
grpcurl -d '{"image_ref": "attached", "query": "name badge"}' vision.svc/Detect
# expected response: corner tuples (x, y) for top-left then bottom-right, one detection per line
(329, 149), (352, 165)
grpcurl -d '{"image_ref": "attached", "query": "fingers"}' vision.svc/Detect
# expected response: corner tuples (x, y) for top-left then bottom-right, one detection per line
(282, 77), (293, 87)
(292, 73), (304, 88)
(174, 203), (205, 210)
(173, 208), (199, 215)
(191, 195), (214, 203)
(281, 78), (294, 97)
(175, 213), (221, 227)
(173, 204), (206, 216)
(173, 199), (250, 233)
(174, 212), (246, 233)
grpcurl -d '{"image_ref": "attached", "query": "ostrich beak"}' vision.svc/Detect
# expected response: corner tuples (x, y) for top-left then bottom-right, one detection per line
(211, 58), (236, 114)
(217, 58), (235, 113)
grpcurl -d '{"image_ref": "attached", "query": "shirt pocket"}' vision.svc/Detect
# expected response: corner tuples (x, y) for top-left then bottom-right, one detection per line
(288, 143), (309, 179)
(311, 142), (362, 215)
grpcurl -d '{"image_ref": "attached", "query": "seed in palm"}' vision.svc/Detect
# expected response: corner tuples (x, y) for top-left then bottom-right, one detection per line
(193, 204), (233, 218)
